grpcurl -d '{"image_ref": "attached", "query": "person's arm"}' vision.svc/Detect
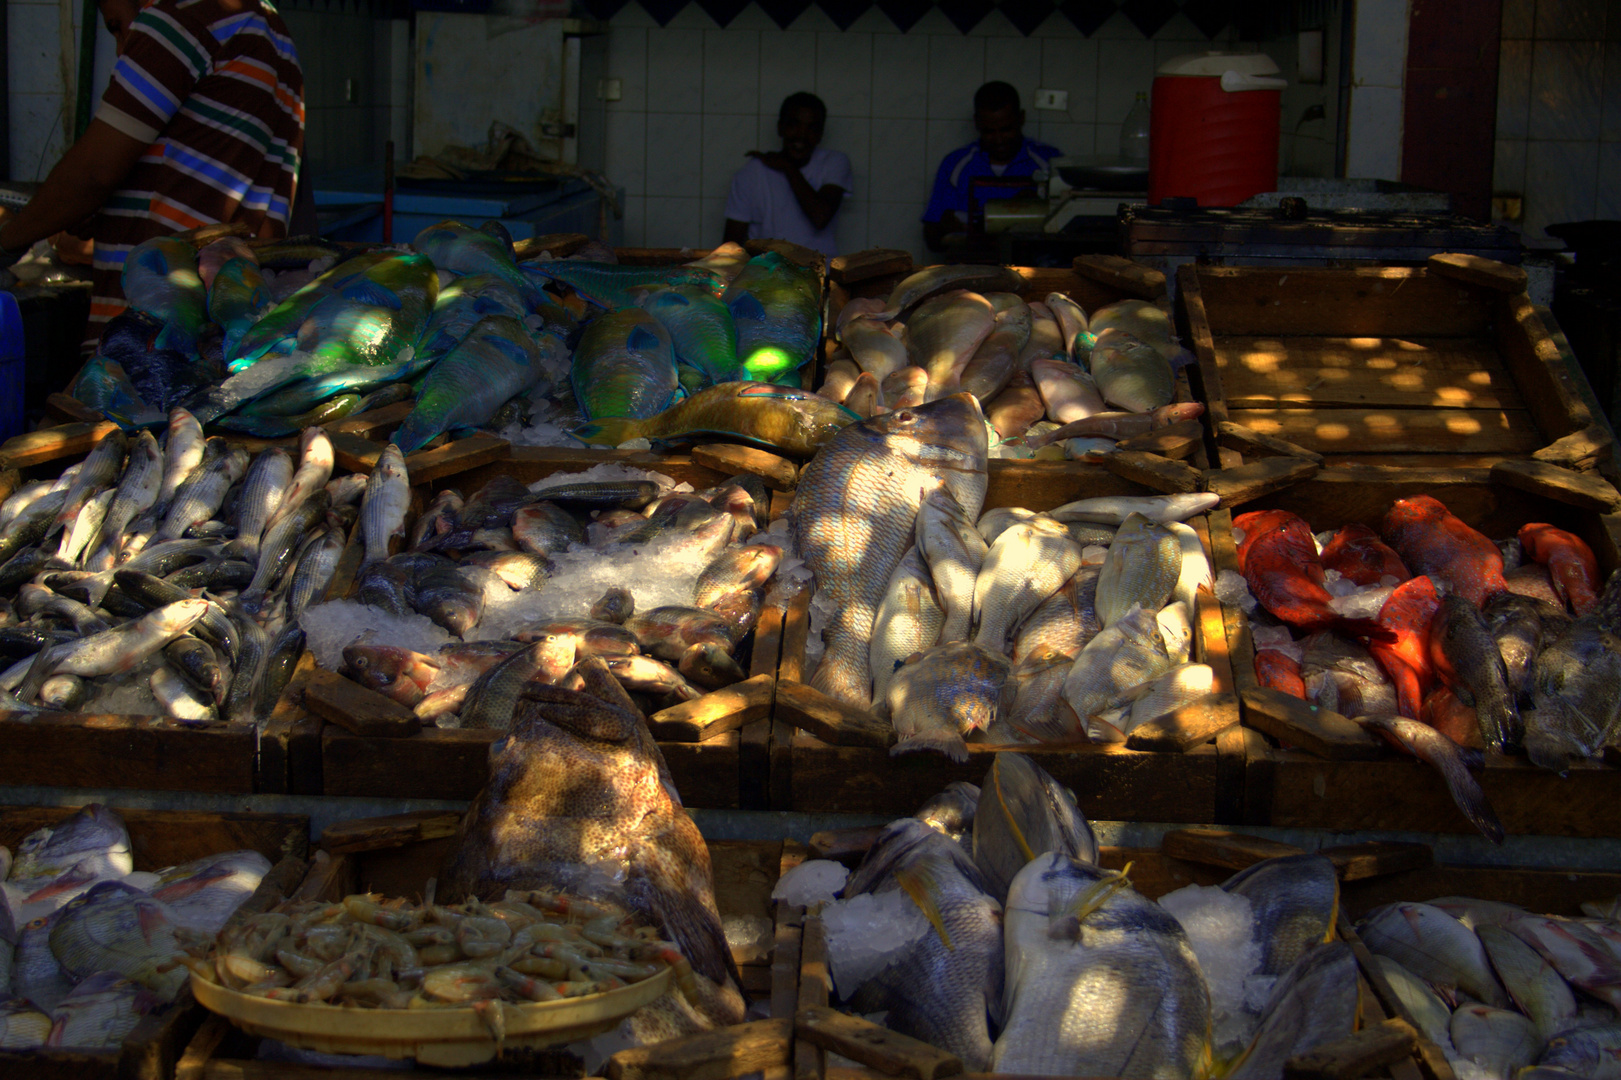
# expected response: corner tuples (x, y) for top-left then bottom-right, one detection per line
(920, 153), (967, 253)
(923, 211), (966, 253)
(722, 219), (751, 246)
(747, 152), (844, 231)
(0, 120), (149, 258)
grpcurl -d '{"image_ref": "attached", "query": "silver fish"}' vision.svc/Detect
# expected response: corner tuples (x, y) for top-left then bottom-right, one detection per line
(50, 430), (127, 539)
(972, 752), (1097, 903)
(1011, 565), (1101, 663)
(50, 881), (188, 1000)
(1360, 902), (1509, 1007)
(150, 665), (216, 722)
(158, 444), (249, 540)
(224, 446), (293, 564)
(1049, 492), (1220, 526)
(57, 488), (115, 566)
(1094, 512), (1180, 629)
(1045, 292), (1089, 359)
(147, 849), (271, 935)
(976, 506), (1040, 544)
(361, 443), (411, 566)
(19, 599), (209, 702)
(1369, 955), (1455, 1053)
(793, 394), (987, 708)
(90, 430), (162, 561)
(1479, 923), (1577, 1041)
(1450, 1004), (1541, 1078)
(1230, 942), (1359, 1079)
(156, 408), (205, 514)
(285, 522), (346, 618)
(44, 970), (160, 1049)
(885, 641), (1011, 762)
(0, 996), (51, 1049)
(1506, 914), (1621, 1011)
(870, 547), (946, 705)
(973, 517), (1082, 652)
(1088, 328), (1175, 412)
(916, 486), (987, 645)
(13, 913), (73, 1012)
(1537, 1022), (1621, 1079)
(0, 480), (53, 532)
(1005, 644), (1080, 742)
(882, 264), (1022, 319)
(265, 427), (336, 534)
(1061, 606), (1171, 735)
(993, 854), (1210, 1077)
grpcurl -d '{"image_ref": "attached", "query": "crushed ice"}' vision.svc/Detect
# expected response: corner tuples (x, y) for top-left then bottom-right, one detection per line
(821, 889), (930, 998)
(1214, 569), (1258, 614)
(300, 600), (453, 669)
(1249, 624), (1302, 662)
(1158, 883), (1270, 1058)
(772, 859), (850, 907)
(528, 463), (689, 495)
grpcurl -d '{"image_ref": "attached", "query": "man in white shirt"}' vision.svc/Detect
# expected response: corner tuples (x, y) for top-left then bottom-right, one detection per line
(723, 93), (852, 259)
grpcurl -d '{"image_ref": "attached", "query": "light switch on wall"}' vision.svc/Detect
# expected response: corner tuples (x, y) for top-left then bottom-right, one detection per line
(1034, 89), (1068, 112)
(598, 78), (623, 102)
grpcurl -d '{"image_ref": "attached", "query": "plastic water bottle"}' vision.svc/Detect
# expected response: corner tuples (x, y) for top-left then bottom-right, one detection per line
(1121, 92), (1150, 165)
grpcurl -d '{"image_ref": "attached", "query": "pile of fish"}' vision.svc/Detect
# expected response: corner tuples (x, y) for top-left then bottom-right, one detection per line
(791, 392), (1217, 758)
(187, 889), (680, 1010)
(774, 754), (1356, 1078)
(0, 804), (271, 1050)
(1233, 497), (1621, 841)
(1357, 894), (1621, 1080)
(75, 227), (831, 456)
(816, 264), (1202, 460)
(0, 412), (391, 722)
(315, 464), (783, 727)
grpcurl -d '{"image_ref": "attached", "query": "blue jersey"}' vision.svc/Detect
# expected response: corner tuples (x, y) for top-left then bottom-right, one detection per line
(921, 137), (1062, 223)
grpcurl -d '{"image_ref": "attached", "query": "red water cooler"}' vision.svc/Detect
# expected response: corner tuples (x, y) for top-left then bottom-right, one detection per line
(1148, 52), (1286, 207)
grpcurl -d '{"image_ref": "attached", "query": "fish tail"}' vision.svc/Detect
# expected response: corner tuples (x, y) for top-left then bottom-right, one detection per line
(1425, 736), (1507, 845)
(890, 728), (969, 763)
(573, 417), (644, 447)
(892, 863), (954, 950)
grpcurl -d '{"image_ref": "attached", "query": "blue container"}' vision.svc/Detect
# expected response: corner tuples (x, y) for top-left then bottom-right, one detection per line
(0, 291), (24, 440)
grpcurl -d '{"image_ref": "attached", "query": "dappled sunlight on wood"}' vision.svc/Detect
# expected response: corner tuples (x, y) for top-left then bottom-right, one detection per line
(1445, 415), (1484, 435)
(1217, 335), (1525, 412)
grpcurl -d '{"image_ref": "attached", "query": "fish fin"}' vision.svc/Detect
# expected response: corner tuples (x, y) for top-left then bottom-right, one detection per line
(890, 729), (969, 763)
(627, 326), (662, 352)
(893, 863), (955, 951)
(1052, 861), (1134, 931)
(133, 247), (170, 277)
(728, 292), (767, 322)
(991, 758), (1038, 863)
(622, 873), (739, 990)
(342, 280), (404, 310)
(573, 418), (640, 447)
(153, 323), (197, 357)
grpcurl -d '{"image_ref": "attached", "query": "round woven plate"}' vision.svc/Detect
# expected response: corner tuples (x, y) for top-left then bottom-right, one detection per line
(191, 965), (671, 1066)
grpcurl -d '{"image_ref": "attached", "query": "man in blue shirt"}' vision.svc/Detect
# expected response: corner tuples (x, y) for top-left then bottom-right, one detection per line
(922, 81), (1061, 253)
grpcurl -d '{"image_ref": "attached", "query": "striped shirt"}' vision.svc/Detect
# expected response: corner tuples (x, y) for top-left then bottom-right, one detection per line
(87, 0), (304, 351)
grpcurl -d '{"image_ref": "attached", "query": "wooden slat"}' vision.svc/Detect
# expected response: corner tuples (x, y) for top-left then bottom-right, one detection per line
(1072, 254), (1166, 300)
(326, 400), (413, 439)
(1319, 453), (1520, 469)
(1160, 828), (1304, 871)
(1125, 692), (1241, 752)
(1191, 266), (1490, 338)
(608, 1020), (794, 1080)
(1203, 456), (1320, 507)
(828, 248), (913, 285)
(1216, 336), (1525, 410)
(1427, 252), (1527, 293)
(1491, 457), (1621, 511)
(648, 674), (775, 742)
(1240, 688), (1382, 760)
(1533, 424), (1615, 472)
(0, 420), (120, 469)
(0, 716), (257, 793)
(1226, 407), (1543, 456)
(1493, 291), (1593, 443)
(319, 809), (463, 854)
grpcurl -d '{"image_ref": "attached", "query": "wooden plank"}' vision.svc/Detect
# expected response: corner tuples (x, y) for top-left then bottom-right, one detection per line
(1178, 266), (1231, 429)
(1216, 337), (1525, 411)
(326, 400), (413, 439)
(431, 446), (733, 495)
(0, 420), (119, 469)
(1160, 828), (1304, 871)
(1100, 449), (1203, 493)
(405, 433), (511, 486)
(1427, 252), (1527, 293)
(1494, 291), (1592, 444)
(1240, 688), (1383, 760)
(772, 900), (805, 1020)
(776, 681), (895, 749)
(1072, 254), (1166, 300)
(512, 231), (591, 261)
(1215, 420), (1326, 464)
(175, 1015), (230, 1080)
(1203, 456), (1320, 507)
(45, 392), (103, 424)
(608, 1019), (794, 1080)
(648, 674), (774, 741)
(743, 602), (785, 811)
(692, 443), (799, 490)
(0, 716), (257, 794)
(294, 849), (355, 902)
(1224, 407), (1543, 456)
(1319, 841), (1434, 882)
(319, 809), (463, 854)
(1283, 1018), (1419, 1080)
(1125, 692), (1240, 752)
(1320, 453), (1520, 469)
(302, 667), (422, 738)
(0, 806), (307, 869)
(1114, 418), (1206, 460)
(1190, 266), (1490, 338)
(829, 248), (913, 285)
(808, 826), (886, 865)
(1490, 458), (1621, 511)
(796, 916), (830, 1080)
(796, 1007), (962, 1080)
(1340, 863), (1621, 919)
(1533, 424), (1615, 472)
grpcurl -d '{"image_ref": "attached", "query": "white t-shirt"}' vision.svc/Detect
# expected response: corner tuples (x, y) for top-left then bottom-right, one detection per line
(724, 146), (854, 259)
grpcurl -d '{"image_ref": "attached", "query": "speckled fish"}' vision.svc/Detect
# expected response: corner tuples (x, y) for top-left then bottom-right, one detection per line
(993, 854), (1210, 1077)
(459, 636), (578, 729)
(526, 260), (725, 312)
(1003, 644), (1079, 742)
(972, 752), (1097, 904)
(208, 257), (274, 359)
(725, 251), (821, 383)
(50, 880), (188, 999)
(794, 394), (988, 708)
(841, 817), (1004, 1071)
(1012, 564), (1101, 664)
(1529, 619), (1621, 772)
(1230, 942), (1358, 1079)
(917, 486), (988, 645)
(870, 547), (947, 704)
(881, 264), (1022, 320)
(1095, 512), (1180, 629)
(624, 606), (735, 660)
(122, 236), (209, 357)
(360, 444), (410, 567)
(572, 308), (678, 421)
(576, 381), (856, 455)
(974, 517), (1082, 652)
(439, 659), (746, 1036)
(884, 641), (1011, 762)
(1359, 901), (1508, 1006)
(394, 315), (550, 454)
(1105, 661), (1214, 733)
(412, 220), (536, 304)
(1222, 853), (1339, 977)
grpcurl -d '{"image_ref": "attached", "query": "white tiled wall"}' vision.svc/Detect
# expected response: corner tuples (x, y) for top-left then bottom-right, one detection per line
(591, 5), (1267, 259)
(1493, 0), (1621, 244)
(8, 0), (114, 182)
(1344, 0), (1408, 181)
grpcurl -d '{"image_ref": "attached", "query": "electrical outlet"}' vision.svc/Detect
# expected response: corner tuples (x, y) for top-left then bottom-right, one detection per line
(1034, 89), (1068, 112)
(598, 78), (623, 102)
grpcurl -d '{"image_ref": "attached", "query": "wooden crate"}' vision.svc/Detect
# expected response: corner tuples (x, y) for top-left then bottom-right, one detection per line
(172, 808), (791, 1080)
(0, 803), (309, 1080)
(771, 465), (1243, 820)
(283, 456), (787, 810)
(1182, 254), (1598, 471)
(1208, 469), (1621, 838)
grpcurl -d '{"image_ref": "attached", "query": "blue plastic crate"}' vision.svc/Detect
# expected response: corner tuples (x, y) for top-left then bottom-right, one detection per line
(0, 292), (24, 440)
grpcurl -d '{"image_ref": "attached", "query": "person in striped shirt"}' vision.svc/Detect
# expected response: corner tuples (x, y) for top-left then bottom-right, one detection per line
(0, 0), (305, 355)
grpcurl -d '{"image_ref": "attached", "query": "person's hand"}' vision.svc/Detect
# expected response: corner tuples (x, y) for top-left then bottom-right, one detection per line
(746, 150), (793, 174)
(51, 232), (93, 266)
